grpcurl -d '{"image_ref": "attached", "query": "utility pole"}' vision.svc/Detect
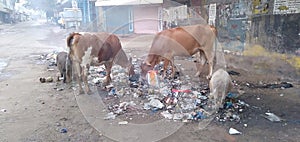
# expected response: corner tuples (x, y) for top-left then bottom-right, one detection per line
(200, 0), (208, 23)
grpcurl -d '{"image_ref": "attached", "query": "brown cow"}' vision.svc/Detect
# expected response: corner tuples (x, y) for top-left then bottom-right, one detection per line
(66, 32), (135, 94)
(140, 24), (217, 80)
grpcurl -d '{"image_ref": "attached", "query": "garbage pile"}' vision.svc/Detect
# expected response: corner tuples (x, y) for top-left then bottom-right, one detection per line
(37, 51), (58, 67)
(36, 52), (57, 83)
(37, 52), (250, 123)
(216, 92), (249, 122)
(88, 59), (249, 123)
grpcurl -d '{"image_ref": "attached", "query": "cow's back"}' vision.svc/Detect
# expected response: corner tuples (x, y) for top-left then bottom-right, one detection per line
(68, 32), (110, 62)
(149, 26), (212, 58)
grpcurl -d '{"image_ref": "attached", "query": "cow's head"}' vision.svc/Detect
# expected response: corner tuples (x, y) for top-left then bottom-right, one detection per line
(140, 60), (153, 79)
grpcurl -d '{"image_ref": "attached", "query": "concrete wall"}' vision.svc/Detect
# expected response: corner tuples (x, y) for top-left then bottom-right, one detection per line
(250, 14), (300, 54)
(133, 5), (162, 34)
(103, 6), (133, 34)
(213, 1), (252, 52)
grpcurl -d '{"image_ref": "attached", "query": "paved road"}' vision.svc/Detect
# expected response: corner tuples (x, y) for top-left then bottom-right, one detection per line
(1, 20), (299, 142)
(0, 20), (223, 142)
(0, 20), (71, 142)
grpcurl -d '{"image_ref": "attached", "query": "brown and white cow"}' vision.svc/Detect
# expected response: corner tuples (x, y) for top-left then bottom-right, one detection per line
(140, 24), (217, 80)
(66, 32), (135, 94)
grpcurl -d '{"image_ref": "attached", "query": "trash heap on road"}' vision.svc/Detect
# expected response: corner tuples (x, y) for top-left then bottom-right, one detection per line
(88, 59), (249, 123)
(37, 52), (252, 124)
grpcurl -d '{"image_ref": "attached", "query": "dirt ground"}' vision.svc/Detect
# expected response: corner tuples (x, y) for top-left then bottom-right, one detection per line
(0, 21), (299, 142)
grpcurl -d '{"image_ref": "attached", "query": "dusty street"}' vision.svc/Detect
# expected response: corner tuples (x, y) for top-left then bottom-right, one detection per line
(0, 20), (299, 142)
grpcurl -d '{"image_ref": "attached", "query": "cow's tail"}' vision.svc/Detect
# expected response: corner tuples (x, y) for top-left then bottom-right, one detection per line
(66, 32), (81, 48)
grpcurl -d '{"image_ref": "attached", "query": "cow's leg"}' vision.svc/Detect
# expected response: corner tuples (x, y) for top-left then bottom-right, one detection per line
(204, 50), (214, 80)
(63, 70), (66, 83)
(195, 51), (207, 77)
(169, 58), (176, 79)
(74, 62), (84, 94)
(104, 62), (113, 86)
(66, 66), (72, 83)
(83, 65), (92, 94)
(162, 59), (169, 78)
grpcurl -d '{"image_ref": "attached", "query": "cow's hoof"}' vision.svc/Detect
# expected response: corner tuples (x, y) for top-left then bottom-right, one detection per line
(102, 81), (110, 87)
(86, 90), (93, 95)
(78, 90), (85, 95)
(195, 72), (201, 77)
(206, 75), (212, 80)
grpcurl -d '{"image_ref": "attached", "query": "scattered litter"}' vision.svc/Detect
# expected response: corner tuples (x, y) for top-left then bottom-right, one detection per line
(216, 94), (249, 123)
(173, 113), (184, 120)
(1, 108), (7, 112)
(56, 122), (61, 127)
(161, 111), (173, 119)
(227, 70), (240, 76)
(47, 68), (55, 71)
(229, 127), (242, 135)
(262, 112), (282, 122)
(93, 77), (105, 84)
(130, 82), (139, 88)
(60, 128), (68, 133)
(118, 121), (129, 125)
(227, 93), (239, 99)
(172, 89), (191, 93)
(279, 94), (284, 97)
(129, 74), (140, 82)
(148, 99), (164, 109)
(147, 70), (159, 87)
(105, 84), (114, 90)
(56, 88), (64, 91)
(104, 112), (116, 120)
(108, 88), (116, 96)
(39, 77), (53, 83)
(39, 78), (46, 83)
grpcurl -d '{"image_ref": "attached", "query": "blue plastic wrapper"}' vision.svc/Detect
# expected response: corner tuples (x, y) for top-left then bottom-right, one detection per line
(224, 102), (233, 109)
(193, 111), (206, 120)
(227, 93), (238, 99)
(60, 128), (68, 133)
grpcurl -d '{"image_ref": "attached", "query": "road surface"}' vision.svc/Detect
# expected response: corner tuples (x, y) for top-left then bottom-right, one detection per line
(0, 20), (299, 142)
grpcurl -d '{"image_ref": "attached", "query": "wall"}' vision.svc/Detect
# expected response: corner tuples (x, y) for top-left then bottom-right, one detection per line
(133, 5), (161, 34)
(250, 14), (300, 54)
(214, 1), (252, 52)
(103, 6), (132, 35)
(250, 0), (300, 54)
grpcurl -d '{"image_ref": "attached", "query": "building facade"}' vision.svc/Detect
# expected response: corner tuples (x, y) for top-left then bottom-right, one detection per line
(0, 0), (14, 24)
(95, 0), (163, 34)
